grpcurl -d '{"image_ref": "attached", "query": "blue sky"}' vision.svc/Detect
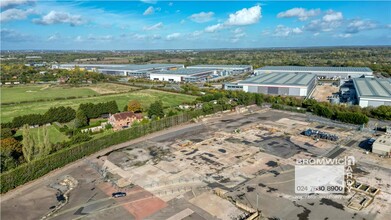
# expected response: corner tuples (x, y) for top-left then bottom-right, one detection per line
(1, 0), (390, 50)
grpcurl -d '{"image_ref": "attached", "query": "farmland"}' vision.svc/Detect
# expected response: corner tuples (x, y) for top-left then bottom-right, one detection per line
(1, 89), (196, 123)
(0, 83), (139, 104)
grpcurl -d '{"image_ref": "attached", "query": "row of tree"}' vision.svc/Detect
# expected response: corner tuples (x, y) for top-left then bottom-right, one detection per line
(78, 101), (119, 119)
(2, 106), (76, 129)
(196, 89), (382, 125)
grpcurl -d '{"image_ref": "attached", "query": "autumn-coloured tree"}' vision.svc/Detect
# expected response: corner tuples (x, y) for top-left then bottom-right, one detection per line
(127, 100), (142, 113)
(1, 137), (23, 172)
(0, 137), (22, 156)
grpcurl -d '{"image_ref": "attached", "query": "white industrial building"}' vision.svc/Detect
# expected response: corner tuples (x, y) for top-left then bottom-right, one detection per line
(255, 66), (373, 79)
(352, 78), (391, 107)
(372, 135), (391, 156)
(187, 65), (252, 76)
(226, 72), (316, 97)
(51, 64), (184, 77)
(149, 68), (216, 82)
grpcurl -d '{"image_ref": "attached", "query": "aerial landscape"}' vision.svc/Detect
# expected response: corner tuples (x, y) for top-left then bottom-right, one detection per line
(1, 1), (390, 220)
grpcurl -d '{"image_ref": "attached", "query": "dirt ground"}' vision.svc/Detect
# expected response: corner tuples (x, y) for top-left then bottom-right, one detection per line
(312, 83), (340, 102)
(2, 108), (390, 220)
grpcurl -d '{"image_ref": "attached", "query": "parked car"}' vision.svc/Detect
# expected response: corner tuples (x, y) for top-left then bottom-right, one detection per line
(112, 192), (126, 198)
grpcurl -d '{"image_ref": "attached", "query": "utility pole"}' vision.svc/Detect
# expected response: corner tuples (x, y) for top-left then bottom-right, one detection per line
(256, 192), (259, 211)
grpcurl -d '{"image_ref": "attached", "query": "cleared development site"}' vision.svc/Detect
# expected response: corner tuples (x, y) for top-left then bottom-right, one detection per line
(2, 107), (390, 220)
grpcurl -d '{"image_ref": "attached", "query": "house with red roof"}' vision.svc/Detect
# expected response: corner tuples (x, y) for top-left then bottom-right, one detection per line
(109, 112), (143, 131)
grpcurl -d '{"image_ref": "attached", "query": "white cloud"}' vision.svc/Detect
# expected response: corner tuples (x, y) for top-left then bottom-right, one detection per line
(313, 32), (320, 36)
(322, 10), (343, 22)
(204, 5), (262, 33)
(277, 8), (320, 21)
(232, 28), (241, 34)
(261, 30), (271, 36)
(225, 5), (261, 26)
(151, 34), (161, 40)
(305, 10), (343, 32)
(188, 31), (203, 40)
(133, 34), (147, 40)
(74, 36), (83, 42)
(48, 33), (60, 41)
(180, 19), (186, 24)
(143, 22), (163, 31)
(140, 0), (156, 4)
(345, 19), (377, 33)
(168, 2), (173, 6)
(204, 23), (224, 33)
(87, 35), (113, 41)
(335, 33), (352, 38)
(191, 31), (203, 37)
(143, 6), (160, 15)
(189, 11), (214, 23)
(230, 28), (246, 43)
(0, 8), (35, 22)
(0, 0), (34, 9)
(166, 33), (181, 40)
(33, 11), (85, 26)
(273, 25), (303, 37)
(0, 29), (30, 42)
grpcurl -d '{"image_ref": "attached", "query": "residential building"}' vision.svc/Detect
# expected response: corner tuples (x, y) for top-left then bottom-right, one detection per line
(109, 112), (143, 131)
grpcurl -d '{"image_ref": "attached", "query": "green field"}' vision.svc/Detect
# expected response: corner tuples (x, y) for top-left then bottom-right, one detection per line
(1, 85), (98, 104)
(15, 125), (69, 144)
(1, 89), (196, 123)
(0, 83), (139, 104)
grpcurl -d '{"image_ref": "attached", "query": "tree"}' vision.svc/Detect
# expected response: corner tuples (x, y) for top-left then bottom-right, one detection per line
(167, 110), (177, 117)
(202, 103), (214, 114)
(0, 137), (22, 157)
(0, 128), (13, 139)
(371, 105), (391, 120)
(148, 101), (164, 118)
(45, 106), (76, 123)
(41, 126), (52, 156)
(74, 109), (88, 128)
(127, 100), (142, 113)
(22, 125), (35, 162)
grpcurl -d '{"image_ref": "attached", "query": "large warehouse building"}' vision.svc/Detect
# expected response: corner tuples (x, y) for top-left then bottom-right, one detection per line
(187, 65), (252, 76)
(255, 66), (373, 79)
(52, 64), (184, 77)
(230, 72), (317, 97)
(352, 78), (391, 107)
(149, 68), (215, 82)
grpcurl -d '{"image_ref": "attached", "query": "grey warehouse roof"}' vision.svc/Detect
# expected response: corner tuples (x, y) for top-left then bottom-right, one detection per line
(152, 68), (216, 75)
(353, 78), (391, 99)
(239, 72), (315, 86)
(257, 66), (372, 73)
(188, 65), (251, 69)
